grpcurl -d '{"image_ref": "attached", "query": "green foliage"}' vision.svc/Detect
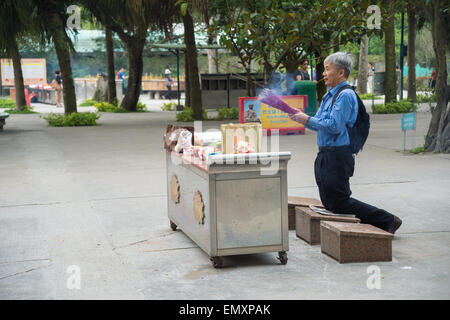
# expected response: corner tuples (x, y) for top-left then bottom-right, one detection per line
(136, 102), (148, 112)
(216, 107), (239, 120)
(372, 100), (418, 114)
(358, 93), (382, 100)
(161, 102), (177, 111)
(94, 101), (148, 113)
(416, 93), (436, 103)
(79, 99), (99, 107)
(95, 102), (119, 112)
(0, 99), (16, 109)
(409, 146), (425, 154)
(4, 105), (37, 114)
(44, 112), (101, 127)
(176, 107), (208, 122)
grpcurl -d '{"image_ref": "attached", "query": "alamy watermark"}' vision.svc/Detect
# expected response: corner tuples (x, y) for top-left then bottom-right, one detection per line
(367, 5), (381, 30)
(67, 5), (81, 30)
(366, 265), (381, 290)
(66, 265), (81, 290)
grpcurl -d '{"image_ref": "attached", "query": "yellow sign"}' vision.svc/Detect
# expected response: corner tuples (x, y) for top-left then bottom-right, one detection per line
(1, 58), (47, 86)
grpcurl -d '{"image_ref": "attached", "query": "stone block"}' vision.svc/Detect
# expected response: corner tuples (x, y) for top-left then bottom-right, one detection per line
(295, 207), (360, 244)
(288, 196), (323, 230)
(320, 221), (394, 263)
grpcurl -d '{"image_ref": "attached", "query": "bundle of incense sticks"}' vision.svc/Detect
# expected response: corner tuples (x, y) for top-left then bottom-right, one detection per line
(259, 89), (298, 115)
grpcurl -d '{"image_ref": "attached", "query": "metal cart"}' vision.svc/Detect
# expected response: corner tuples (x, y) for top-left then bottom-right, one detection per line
(166, 151), (291, 268)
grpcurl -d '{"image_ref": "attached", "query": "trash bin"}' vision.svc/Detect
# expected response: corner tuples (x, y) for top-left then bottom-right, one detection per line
(373, 72), (385, 96)
(294, 81), (317, 116)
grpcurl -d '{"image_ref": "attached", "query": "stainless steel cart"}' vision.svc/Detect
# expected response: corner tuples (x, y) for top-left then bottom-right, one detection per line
(166, 151), (291, 268)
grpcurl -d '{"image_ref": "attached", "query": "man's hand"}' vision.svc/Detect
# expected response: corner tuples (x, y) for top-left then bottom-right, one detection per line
(289, 111), (310, 124)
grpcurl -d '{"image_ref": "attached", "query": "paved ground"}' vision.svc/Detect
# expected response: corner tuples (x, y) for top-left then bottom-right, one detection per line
(0, 98), (449, 300)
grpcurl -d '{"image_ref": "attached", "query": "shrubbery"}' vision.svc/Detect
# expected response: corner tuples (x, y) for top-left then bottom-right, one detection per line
(95, 101), (147, 113)
(416, 93), (436, 103)
(0, 98), (16, 109)
(79, 99), (99, 107)
(44, 112), (101, 127)
(358, 93), (382, 100)
(161, 102), (177, 111)
(176, 107), (208, 122)
(372, 100), (417, 114)
(216, 107), (239, 120)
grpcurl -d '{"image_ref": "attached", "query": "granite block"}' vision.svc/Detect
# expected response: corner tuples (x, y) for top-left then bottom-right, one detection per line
(288, 196), (323, 230)
(320, 221), (394, 263)
(295, 207), (360, 244)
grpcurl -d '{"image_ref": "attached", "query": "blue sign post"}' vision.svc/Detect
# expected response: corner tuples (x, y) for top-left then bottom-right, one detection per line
(401, 113), (416, 152)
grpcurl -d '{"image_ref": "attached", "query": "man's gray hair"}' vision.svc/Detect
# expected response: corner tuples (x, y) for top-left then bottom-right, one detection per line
(324, 52), (354, 78)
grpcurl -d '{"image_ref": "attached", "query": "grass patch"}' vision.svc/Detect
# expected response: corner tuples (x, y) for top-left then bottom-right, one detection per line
(358, 93), (382, 100)
(43, 112), (101, 127)
(94, 101), (148, 113)
(409, 146), (425, 154)
(372, 100), (417, 114)
(79, 99), (99, 107)
(0, 98), (16, 109)
(4, 105), (37, 114)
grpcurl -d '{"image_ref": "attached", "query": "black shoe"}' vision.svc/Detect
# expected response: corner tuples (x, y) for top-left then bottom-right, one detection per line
(387, 215), (402, 234)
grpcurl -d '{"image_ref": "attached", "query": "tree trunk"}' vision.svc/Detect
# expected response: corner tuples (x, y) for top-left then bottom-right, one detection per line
(9, 36), (27, 110)
(105, 27), (117, 104)
(383, 2), (397, 104)
(183, 11), (203, 120)
(424, 0), (449, 153)
(184, 51), (191, 108)
(120, 41), (144, 112)
(43, 0), (77, 115)
(357, 35), (369, 95)
(208, 49), (218, 73)
(407, 0), (417, 102)
(315, 52), (327, 103)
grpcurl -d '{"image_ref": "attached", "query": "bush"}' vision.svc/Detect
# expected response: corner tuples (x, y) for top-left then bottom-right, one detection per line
(4, 105), (37, 114)
(416, 93), (436, 103)
(136, 102), (148, 112)
(176, 106), (208, 122)
(216, 107), (239, 120)
(0, 98), (16, 109)
(161, 102), (177, 111)
(79, 99), (99, 107)
(95, 102), (118, 112)
(44, 112), (101, 127)
(372, 100), (417, 114)
(358, 93), (382, 100)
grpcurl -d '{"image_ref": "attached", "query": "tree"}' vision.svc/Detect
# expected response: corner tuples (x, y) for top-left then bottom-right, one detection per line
(179, 1), (204, 119)
(357, 35), (369, 94)
(382, 0), (397, 104)
(424, 0), (449, 153)
(407, 0), (416, 102)
(105, 27), (117, 104)
(0, 0), (31, 110)
(80, 0), (177, 111)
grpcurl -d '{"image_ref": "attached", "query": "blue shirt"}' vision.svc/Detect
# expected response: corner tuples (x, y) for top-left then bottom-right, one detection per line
(305, 81), (358, 147)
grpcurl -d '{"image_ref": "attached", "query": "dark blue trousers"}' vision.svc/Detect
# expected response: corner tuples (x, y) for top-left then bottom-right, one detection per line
(314, 146), (395, 231)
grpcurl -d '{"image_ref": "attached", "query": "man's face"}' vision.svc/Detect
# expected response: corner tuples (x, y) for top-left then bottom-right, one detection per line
(301, 60), (309, 71)
(323, 62), (345, 88)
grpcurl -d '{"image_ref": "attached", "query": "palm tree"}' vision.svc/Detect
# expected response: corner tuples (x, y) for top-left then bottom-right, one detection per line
(32, 0), (78, 115)
(0, 0), (30, 110)
(79, 0), (178, 111)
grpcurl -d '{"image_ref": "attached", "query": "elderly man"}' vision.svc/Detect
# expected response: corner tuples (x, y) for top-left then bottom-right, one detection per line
(290, 52), (402, 234)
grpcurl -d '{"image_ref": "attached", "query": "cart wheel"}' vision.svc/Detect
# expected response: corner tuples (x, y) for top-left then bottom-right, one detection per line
(210, 257), (224, 268)
(278, 251), (288, 265)
(170, 221), (178, 231)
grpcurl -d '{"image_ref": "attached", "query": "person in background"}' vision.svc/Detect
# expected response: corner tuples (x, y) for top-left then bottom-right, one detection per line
(296, 58), (311, 81)
(431, 68), (437, 92)
(51, 70), (63, 108)
(367, 62), (375, 93)
(163, 69), (173, 100)
(117, 67), (128, 95)
(289, 52), (402, 235)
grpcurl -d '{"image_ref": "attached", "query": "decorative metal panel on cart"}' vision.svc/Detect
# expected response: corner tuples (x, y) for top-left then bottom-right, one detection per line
(166, 156), (211, 254)
(215, 177), (283, 249)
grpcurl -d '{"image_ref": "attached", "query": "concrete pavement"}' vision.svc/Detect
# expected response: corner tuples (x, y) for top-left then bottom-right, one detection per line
(0, 103), (449, 299)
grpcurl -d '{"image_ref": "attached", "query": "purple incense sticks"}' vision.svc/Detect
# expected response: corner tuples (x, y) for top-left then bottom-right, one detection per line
(259, 89), (299, 115)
